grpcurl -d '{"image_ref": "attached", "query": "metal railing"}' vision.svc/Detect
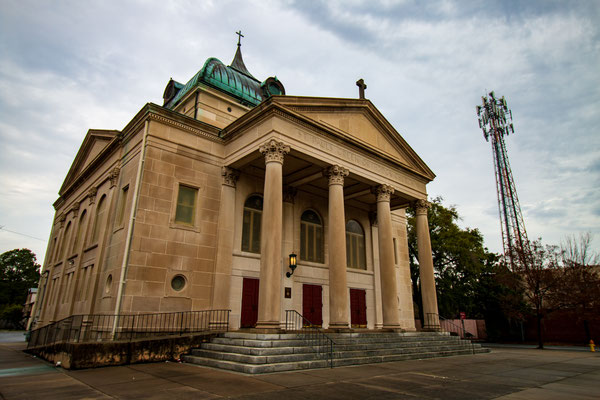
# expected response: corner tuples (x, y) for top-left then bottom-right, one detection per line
(27, 309), (230, 348)
(284, 310), (334, 368)
(424, 312), (467, 337)
(423, 313), (476, 352)
(439, 316), (465, 338)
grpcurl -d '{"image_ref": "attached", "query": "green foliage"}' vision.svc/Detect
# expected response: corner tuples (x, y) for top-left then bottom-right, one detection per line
(407, 197), (527, 339)
(0, 304), (25, 329)
(407, 197), (500, 317)
(0, 248), (41, 307)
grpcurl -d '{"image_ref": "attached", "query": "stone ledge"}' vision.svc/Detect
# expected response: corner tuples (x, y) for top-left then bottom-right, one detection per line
(24, 333), (217, 370)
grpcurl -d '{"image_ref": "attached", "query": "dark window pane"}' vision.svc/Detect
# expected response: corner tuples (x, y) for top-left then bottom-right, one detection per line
(242, 210), (251, 251)
(316, 227), (323, 263)
(308, 225), (314, 261)
(251, 211), (261, 253)
(300, 223), (306, 260)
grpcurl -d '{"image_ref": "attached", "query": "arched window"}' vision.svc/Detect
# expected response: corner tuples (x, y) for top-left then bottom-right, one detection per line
(58, 221), (72, 260)
(91, 195), (106, 243)
(300, 210), (323, 263)
(346, 220), (366, 269)
(242, 195), (262, 253)
(72, 210), (87, 252)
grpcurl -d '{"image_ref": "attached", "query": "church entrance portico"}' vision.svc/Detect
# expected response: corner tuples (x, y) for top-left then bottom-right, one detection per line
(224, 133), (440, 332)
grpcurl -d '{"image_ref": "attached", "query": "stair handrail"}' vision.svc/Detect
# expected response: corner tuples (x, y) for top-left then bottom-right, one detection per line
(433, 314), (476, 354)
(284, 310), (334, 368)
(438, 315), (465, 338)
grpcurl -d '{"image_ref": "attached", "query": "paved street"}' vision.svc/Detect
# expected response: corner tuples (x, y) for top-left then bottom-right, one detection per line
(1, 333), (598, 399)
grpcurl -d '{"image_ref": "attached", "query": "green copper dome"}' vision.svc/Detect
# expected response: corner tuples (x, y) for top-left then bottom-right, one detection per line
(165, 44), (285, 109)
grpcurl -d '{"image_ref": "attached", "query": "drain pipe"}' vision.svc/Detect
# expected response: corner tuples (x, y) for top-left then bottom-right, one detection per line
(112, 120), (149, 337)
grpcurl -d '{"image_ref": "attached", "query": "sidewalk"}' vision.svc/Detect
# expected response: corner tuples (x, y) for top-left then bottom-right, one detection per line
(1, 337), (598, 399)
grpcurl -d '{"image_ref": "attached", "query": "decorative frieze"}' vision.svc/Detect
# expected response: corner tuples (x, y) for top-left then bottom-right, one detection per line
(324, 165), (349, 186)
(259, 139), (290, 164)
(375, 184), (395, 202)
(414, 199), (430, 215)
(221, 166), (240, 187)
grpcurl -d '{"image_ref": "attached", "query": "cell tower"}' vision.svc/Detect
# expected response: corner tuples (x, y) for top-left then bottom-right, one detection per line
(476, 91), (530, 271)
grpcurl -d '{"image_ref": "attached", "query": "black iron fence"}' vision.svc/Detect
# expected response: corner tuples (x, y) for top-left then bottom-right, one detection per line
(284, 310), (334, 368)
(28, 309), (230, 348)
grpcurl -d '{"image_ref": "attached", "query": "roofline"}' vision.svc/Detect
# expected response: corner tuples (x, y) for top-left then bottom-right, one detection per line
(222, 96), (436, 183)
(55, 103), (223, 207)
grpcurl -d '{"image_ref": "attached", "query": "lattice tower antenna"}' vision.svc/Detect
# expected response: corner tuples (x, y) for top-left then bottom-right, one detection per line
(476, 91), (530, 271)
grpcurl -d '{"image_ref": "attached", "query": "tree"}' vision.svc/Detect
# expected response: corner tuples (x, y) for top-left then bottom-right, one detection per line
(554, 233), (600, 342)
(0, 249), (41, 328)
(407, 197), (501, 320)
(512, 239), (563, 349)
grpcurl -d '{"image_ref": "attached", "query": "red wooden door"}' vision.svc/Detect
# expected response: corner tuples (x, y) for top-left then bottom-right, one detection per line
(240, 278), (259, 328)
(350, 288), (367, 327)
(302, 284), (323, 326)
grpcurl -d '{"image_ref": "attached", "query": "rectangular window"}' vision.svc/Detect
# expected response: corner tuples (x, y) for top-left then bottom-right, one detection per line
(116, 185), (129, 226)
(175, 185), (198, 225)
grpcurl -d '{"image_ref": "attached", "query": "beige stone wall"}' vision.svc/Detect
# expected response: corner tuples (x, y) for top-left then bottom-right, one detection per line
(121, 119), (224, 314)
(36, 134), (123, 326)
(392, 209), (416, 330)
(176, 87), (249, 129)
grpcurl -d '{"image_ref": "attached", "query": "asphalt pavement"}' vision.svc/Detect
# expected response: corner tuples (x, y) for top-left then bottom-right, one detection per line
(1, 331), (598, 399)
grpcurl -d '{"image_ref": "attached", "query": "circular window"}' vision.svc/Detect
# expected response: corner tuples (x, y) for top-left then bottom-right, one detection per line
(105, 274), (113, 294)
(171, 275), (186, 291)
(227, 107), (232, 112)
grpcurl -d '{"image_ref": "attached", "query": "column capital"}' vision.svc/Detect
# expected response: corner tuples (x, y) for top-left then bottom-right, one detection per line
(221, 166), (240, 187)
(88, 187), (98, 205)
(414, 199), (430, 215)
(71, 202), (80, 218)
(57, 213), (66, 228)
(259, 139), (290, 164)
(324, 165), (349, 186)
(109, 167), (120, 188)
(283, 186), (297, 203)
(374, 184), (394, 202)
(369, 211), (378, 226)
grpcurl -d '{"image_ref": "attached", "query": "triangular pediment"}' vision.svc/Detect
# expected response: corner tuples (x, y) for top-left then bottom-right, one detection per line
(271, 97), (435, 181)
(59, 129), (119, 194)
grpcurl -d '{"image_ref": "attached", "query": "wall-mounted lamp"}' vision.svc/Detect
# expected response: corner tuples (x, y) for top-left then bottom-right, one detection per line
(286, 253), (297, 278)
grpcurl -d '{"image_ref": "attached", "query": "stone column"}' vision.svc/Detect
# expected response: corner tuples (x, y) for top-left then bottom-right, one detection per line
(375, 185), (401, 329)
(256, 139), (289, 330)
(211, 167), (240, 310)
(325, 165), (350, 329)
(415, 199), (440, 330)
(281, 186), (297, 321)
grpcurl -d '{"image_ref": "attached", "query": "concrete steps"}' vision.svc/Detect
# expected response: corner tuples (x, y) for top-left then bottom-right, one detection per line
(182, 331), (490, 374)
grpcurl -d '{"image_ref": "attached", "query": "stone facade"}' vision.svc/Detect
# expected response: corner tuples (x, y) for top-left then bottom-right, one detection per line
(31, 44), (440, 332)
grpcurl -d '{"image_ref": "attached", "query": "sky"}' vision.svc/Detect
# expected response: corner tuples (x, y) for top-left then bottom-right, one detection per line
(1, 0), (599, 265)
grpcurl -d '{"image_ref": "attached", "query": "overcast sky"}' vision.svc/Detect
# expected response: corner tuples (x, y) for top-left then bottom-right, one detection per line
(1, 0), (599, 265)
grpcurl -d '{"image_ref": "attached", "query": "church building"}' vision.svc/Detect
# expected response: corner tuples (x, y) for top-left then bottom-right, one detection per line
(31, 37), (441, 333)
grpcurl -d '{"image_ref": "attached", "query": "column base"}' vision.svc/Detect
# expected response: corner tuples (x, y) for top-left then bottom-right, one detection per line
(422, 325), (442, 332)
(382, 324), (404, 332)
(328, 322), (350, 330)
(255, 321), (281, 331)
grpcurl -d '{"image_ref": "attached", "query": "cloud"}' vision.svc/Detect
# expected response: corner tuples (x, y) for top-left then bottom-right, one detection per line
(0, 0), (599, 263)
